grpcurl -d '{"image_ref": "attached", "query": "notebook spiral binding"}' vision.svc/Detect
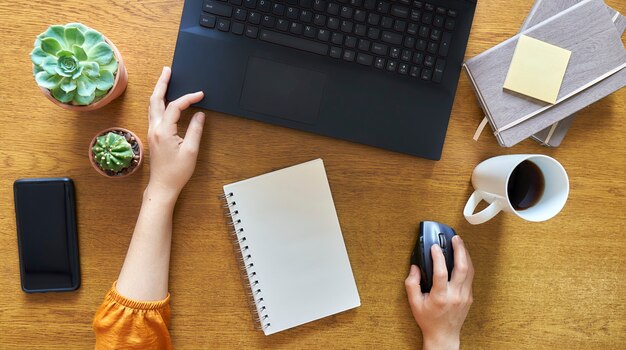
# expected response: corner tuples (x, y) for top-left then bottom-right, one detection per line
(220, 191), (271, 331)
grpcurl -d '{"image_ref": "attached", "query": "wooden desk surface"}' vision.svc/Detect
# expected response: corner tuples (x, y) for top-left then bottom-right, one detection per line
(1, 1), (624, 348)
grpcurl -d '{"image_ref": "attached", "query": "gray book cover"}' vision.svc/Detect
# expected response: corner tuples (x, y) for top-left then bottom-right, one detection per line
(524, 0), (626, 147)
(464, 0), (626, 147)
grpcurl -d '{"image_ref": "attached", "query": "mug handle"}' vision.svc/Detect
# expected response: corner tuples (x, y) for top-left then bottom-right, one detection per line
(463, 191), (504, 225)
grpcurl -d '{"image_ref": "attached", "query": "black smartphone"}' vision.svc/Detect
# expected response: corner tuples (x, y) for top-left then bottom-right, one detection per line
(13, 178), (80, 293)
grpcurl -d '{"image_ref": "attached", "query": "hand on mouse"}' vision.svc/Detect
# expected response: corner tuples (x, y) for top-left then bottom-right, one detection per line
(405, 235), (474, 350)
(146, 66), (206, 203)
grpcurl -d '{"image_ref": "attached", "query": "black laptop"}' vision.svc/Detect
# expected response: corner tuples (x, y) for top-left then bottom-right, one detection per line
(168, 0), (477, 160)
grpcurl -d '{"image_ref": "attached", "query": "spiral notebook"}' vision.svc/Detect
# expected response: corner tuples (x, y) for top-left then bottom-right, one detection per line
(222, 159), (360, 335)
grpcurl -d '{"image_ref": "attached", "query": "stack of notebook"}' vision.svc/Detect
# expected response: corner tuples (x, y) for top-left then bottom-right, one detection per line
(464, 0), (626, 147)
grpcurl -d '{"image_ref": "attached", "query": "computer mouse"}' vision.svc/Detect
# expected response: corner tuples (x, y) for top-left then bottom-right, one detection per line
(410, 221), (456, 293)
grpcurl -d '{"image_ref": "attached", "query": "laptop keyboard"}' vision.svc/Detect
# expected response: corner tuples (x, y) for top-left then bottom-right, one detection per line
(200, 0), (458, 83)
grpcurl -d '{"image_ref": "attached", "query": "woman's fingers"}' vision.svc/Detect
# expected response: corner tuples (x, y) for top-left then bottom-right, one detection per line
(430, 244), (449, 295)
(149, 67), (172, 124)
(182, 112), (206, 153)
(405, 265), (424, 309)
(164, 91), (204, 125)
(450, 236), (469, 288)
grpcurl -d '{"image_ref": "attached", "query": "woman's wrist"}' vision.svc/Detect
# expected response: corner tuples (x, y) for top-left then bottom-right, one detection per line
(422, 333), (460, 350)
(143, 183), (179, 209)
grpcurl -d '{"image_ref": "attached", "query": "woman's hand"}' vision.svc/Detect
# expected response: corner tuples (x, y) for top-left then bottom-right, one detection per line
(146, 66), (205, 202)
(405, 235), (474, 350)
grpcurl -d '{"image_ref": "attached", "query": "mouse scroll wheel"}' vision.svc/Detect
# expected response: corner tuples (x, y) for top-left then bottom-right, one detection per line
(438, 233), (446, 249)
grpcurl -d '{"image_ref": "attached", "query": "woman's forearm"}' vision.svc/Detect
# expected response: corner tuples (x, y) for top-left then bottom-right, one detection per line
(115, 185), (178, 301)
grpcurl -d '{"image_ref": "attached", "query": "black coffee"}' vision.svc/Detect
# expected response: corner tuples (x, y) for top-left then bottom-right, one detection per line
(507, 160), (545, 210)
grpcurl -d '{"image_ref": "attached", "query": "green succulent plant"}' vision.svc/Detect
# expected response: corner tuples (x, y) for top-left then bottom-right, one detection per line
(31, 23), (118, 106)
(92, 132), (134, 172)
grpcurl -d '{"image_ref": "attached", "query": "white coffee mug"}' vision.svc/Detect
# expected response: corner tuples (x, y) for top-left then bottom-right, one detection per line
(463, 154), (569, 225)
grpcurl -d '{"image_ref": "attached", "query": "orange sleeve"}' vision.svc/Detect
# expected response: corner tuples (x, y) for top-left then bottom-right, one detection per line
(93, 282), (172, 350)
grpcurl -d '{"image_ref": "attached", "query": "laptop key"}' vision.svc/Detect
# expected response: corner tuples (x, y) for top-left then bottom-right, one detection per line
(328, 17), (340, 30)
(444, 18), (455, 30)
(381, 31), (402, 45)
(244, 0), (257, 8)
(232, 21), (245, 34)
(386, 60), (397, 72)
(200, 14), (217, 28)
(203, 1), (233, 17)
(331, 32), (344, 45)
(420, 67), (432, 80)
(412, 51), (424, 65)
(432, 58), (445, 83)
(217, 18), (231, 31)
(390, 47), (400, 58)
(410, 9), (421, 22)
(374, 57), (385, 69)
(342, 49), (356, 61)
(409, 65), (419, 77)
(371, 42), (388, 55)
(245, 25), (259, 38)
(248, 11), (261, 24)
(262, 15), (276, 27)
(358, 39), (371, 51)
(327, 2), (340, 15)
(300, 10), (313, 22)
(344, 36), (357, 48)
(340, 20), (353, 33)
(272, 3), (285, 15)
(398, 63), (408, 75)
(430, 28), (441, 41)
(390, 5), (409, 18)
(289, 22), (303, 34)
(230, 0), (243, 5)
(314, 14), (326, 26)
(433, 15), (444, 27)
(286, 7), (299, 19)
(276, 18), (289, 31)
(367, 27), (380, 40)
(381, 16), (393, 29)
(304, 25), (317, 38)
(424, 54), (434, 68)
(354, 9), (366, 22)
(401, 49), (411, 61)
(439, 31), (451, 56)
(427, 41), (438, 54)
(330, 46), (342, 58)
(234, 8), (247, 20)
(260, 29), (329, 55)
(356, 53), (374, 66)
(318, 29), (330, 41)
(258, 0), (271, 12)
(404, 36), (415, 48)
(313, 0), (326, 11)
(377, 1), (390, 13)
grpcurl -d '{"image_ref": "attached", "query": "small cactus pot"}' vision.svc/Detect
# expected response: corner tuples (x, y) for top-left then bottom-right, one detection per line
(39, 36), (128, 112)
(89, 127), (143, 178)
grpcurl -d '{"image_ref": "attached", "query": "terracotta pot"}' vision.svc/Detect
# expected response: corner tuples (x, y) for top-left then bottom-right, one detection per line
(89, 127), (143, 179)
(39, 36), (128, 112)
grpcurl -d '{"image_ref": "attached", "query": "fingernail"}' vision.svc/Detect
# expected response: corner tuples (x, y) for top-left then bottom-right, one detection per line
(454, 235), (462, 243)
(409, 265), (418, 275)
(432, 244), (441, 252)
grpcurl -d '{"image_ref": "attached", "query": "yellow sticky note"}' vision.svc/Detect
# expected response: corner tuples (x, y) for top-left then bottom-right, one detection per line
(503, 35), (571, 104)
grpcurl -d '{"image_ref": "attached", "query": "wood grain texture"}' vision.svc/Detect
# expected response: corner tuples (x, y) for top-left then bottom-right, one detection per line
(0, 1), (624, 349)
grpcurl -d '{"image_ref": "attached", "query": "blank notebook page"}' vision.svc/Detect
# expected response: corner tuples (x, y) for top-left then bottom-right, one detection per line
(223, 159), (360, 335)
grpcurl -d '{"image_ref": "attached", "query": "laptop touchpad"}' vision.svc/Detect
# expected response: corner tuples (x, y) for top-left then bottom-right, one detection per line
(240, 57), (326, 125)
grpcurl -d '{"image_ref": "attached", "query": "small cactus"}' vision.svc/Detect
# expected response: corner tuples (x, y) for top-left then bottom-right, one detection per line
(92, 132), (134, 172)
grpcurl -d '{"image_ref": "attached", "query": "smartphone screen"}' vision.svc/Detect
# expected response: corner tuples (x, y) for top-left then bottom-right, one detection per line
(13, 178), (80, 292)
